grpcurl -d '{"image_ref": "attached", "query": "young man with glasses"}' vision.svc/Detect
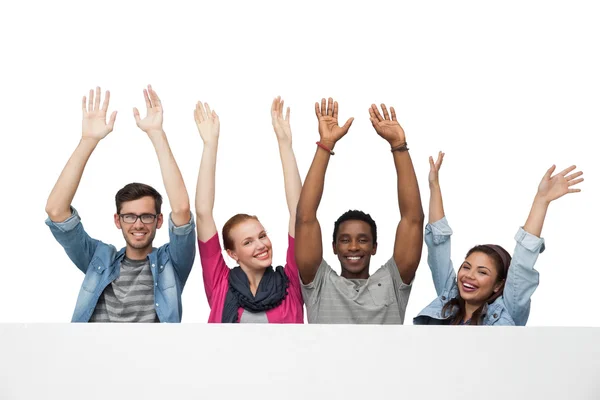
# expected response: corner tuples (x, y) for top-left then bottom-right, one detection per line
(45, 85), (196, 323)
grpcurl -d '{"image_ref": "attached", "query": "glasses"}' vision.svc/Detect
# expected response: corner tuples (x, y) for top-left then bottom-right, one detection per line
(119, 214), (158, 224)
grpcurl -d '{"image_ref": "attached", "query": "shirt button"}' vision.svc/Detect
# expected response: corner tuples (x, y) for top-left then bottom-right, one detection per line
(442, 296), (446, 300)
(493, 313), (498, 318)
(151, 264), (155, 268)
(378, 283), (381, 286)
(155, 282), (158, 286)
(97, 266), (101, 270)
(155, 303), (159, 307)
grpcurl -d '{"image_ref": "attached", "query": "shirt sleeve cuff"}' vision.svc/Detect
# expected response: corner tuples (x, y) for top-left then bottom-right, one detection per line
(426, 216), (453, 245)
(198, 232), (223, 258)
(514, 227), (546, 253)
(169, 212), (195, 236)
(44, 206), (81, 232)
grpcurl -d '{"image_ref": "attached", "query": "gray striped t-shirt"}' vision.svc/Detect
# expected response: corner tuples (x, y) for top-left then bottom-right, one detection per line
(90, 257), (159, 323)
(301, 257), (412, 324)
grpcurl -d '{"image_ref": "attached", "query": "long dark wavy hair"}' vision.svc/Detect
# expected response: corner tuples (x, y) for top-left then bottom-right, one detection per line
(441, 244), (510, 325)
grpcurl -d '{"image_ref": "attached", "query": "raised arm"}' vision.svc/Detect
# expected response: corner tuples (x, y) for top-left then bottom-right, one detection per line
(45, 87), (117, 221)
(523, 165), (584, 237)
(428, 152), (446, 224)
(295, 98), (354, 283)
(369, 104), (424, 284)
(271, 97), (302, 237)
(504, 164), (584, 325)
(193, 101), (220, 242)
(134, 85), (190, 226)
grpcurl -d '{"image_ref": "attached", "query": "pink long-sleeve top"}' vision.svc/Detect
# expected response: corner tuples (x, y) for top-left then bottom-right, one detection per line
(198, 233), (304, 323)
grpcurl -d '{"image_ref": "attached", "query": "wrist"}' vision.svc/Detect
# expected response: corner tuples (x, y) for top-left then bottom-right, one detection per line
(429, 180), (441, 189)
(388, 138), (407, 149)
(146, 129), (165, 138)
(533, 194), (551, 207)
(319, 139), (336, 150)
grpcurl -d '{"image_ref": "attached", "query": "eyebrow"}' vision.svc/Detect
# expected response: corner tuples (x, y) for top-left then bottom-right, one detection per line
(242, 231), (266, 242)
(463, 261), (492, 273)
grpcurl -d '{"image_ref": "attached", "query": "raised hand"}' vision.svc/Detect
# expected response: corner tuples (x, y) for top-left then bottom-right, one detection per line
(81, 87), (117, 141)
(536, 165), (584, 203)
(314, 97), (354, 149)
(271, 96), (292, 144)
(194, 101), (220, 144)
(133, 85), (164, 135)
(369, 104), (406, 148)
(428, 151), (445, 185)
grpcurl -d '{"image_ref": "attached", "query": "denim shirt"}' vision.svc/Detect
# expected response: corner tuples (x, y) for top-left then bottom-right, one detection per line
(46, 208), (196, 322)
(413, 217), (545, 326)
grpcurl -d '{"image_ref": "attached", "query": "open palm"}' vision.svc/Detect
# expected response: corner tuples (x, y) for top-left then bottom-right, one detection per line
(134, 85), (163, 134)
(82, 87), (117, 140)
(537, 165), (584, 202)
(194, 101), (219, 144)
(315, 97), (353, 146)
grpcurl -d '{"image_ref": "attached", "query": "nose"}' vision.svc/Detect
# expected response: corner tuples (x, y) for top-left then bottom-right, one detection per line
(133, 217), (145, 229)
(348, 240), (359, 251)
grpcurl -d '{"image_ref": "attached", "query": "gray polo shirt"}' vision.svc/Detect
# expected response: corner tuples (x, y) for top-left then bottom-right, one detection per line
(301, 257), (412, 324)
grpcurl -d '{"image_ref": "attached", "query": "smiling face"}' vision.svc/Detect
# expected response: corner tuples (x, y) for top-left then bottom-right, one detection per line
(333, 220), (377, 279)
(225, 218), (273, 271)
(114, 196), (163, 256)
(457, 251), (504, 305)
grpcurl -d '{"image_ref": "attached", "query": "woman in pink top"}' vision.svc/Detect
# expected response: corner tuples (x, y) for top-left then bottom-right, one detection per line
(194, 97), (304, 323)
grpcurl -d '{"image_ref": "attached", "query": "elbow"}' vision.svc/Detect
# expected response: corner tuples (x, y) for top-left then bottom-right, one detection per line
(295, 206), (317, 225)
(171, 202), (191, 218)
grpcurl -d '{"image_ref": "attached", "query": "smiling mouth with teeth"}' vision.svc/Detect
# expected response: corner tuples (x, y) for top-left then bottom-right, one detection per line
(346, 256), (363, 260)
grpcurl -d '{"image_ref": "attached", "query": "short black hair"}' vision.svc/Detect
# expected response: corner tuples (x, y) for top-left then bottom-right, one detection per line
(115, 183), (162, 214)
(333, 210), (377, 244)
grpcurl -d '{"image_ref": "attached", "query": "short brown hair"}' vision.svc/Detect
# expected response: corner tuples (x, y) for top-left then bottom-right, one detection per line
(115, 183), (162, 214)
(222, 213), (259, 250)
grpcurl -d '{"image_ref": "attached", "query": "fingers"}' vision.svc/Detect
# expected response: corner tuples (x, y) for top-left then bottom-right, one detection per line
(148, 85), (162, 108)
(94, 87), (101, 111)
(381, 104), (390, 120)
(143, 89), (152, 109)
(326, 97), (333, 117)
(558, 165), (577, 177)
(133, 107), (141, 125)
(271, 97), (278, 115)
(321, 98), (326, 116)
(565, 170), (583, 182)
(285, 106), (290, 122)
(568, 188), (582, 193)
(101, 90), (111, 112)
(390, 107), (397, 121)
(370, 104), (383, 121)
(315, 102), (322, 118)
(82, 96), (87, 113)
(88, 89), (94, 112)
(568, 178), (584, 187)
(341, 117), (354, 133)
(543, 165), (556, 180)
(436, 151), (445, 169)
(194, 102), (205, 123)
(429, 156), (435, 170)
(333, 101), (338, 119)
(107, 111), (117, 130)
(204, 102), (212, 117)
(280, 99), (284, 118)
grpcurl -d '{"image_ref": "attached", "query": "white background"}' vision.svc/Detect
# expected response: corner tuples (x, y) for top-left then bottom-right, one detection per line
(0, 0), (597, 325)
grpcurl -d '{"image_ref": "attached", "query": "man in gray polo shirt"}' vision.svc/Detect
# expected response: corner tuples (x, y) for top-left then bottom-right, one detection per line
(295, 98), (424, 324)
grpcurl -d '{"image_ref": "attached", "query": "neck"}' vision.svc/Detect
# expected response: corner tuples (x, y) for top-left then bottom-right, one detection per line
(341, 266), (370, 280)
(125, 246), (153, 260)
(463, 301), (483, 322)
(239, 264), (266, 296)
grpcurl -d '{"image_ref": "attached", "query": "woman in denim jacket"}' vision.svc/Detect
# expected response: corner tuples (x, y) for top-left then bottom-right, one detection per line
(414, 152), (584, 325)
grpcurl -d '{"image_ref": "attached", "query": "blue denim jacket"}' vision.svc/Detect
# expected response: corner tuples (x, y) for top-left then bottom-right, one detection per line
(413, 217), (545, 326)
(46, 208), (196, 322)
